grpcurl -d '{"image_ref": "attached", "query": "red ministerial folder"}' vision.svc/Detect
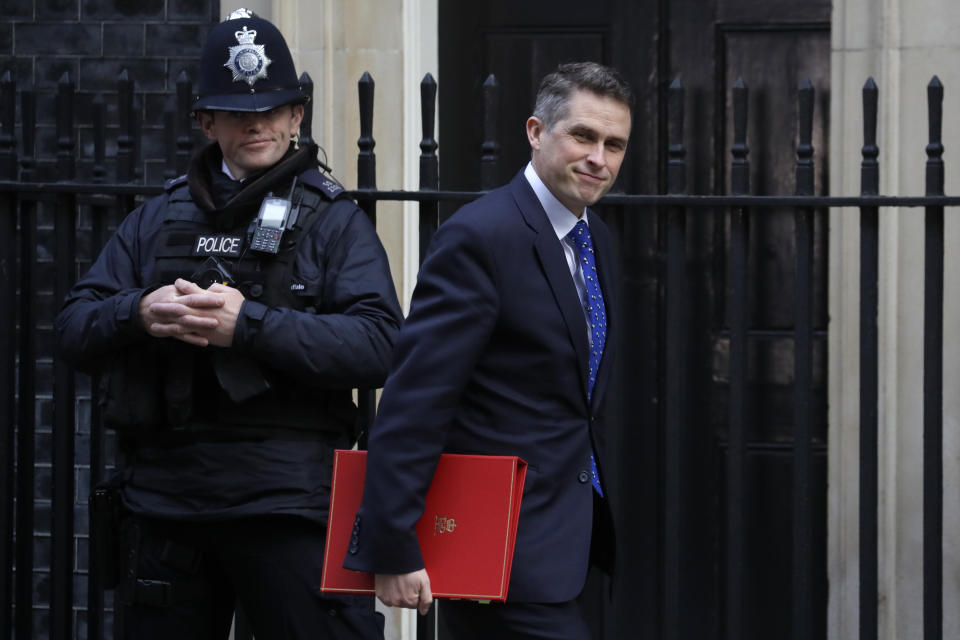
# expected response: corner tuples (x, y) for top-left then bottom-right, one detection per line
(321, 449), (527, 602)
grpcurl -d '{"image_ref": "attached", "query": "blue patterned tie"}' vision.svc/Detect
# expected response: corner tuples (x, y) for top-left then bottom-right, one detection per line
(567, 219), (607, 496)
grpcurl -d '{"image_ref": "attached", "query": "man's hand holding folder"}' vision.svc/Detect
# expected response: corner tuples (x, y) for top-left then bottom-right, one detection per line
(376, 569), (433, 616)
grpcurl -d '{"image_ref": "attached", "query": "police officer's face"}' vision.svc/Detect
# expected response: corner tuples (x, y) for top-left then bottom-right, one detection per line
(526, 90), (631, 217)
(197, 104), (304, 180)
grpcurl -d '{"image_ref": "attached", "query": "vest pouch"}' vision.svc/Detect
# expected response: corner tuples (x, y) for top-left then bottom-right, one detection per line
(163, 341), (196, 426)
(212, 350), (271, 403)
(99, 345), (165, 432)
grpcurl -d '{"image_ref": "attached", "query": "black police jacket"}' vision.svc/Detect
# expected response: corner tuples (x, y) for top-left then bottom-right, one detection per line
(54, 147), (402, 442)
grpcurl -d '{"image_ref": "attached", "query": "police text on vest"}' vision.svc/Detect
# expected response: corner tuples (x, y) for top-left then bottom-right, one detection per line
(193, 235), (243, 257)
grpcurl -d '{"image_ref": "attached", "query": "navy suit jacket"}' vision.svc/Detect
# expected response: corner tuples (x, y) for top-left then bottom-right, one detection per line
(344, 171), (616, 603)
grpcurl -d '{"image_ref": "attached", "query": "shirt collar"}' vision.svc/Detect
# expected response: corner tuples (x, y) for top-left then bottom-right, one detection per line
(523, 162), (588, 241)
(221, 159), (243, 182)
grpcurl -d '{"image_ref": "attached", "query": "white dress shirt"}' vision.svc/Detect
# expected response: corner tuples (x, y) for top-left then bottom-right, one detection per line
(523, 162), (595, 346)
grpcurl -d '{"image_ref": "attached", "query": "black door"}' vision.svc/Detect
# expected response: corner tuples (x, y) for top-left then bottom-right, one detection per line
(438, 1), (830, 638)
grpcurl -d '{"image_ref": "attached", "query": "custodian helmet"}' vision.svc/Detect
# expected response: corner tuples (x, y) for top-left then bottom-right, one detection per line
(193, 8), (308, 113)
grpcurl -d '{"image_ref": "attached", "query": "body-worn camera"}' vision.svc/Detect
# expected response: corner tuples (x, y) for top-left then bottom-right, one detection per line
(190, 256), (236, 289)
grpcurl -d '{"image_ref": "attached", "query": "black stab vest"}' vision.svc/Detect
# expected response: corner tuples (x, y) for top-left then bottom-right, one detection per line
(99, 169), (360, 443)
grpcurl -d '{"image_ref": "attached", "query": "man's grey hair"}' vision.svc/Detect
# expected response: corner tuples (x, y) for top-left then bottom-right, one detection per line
(532, 62), (634, 130)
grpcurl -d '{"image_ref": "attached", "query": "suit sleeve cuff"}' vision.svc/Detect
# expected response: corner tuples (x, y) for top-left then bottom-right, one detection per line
(340, 509), (425, 574)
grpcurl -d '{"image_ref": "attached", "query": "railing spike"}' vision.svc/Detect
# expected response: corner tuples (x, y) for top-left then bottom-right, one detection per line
(163, 99), (177, 181)
(420, 72), (438, 191)
(92, 94), (106, 184)
(0, 70), (17, 179)
(176, 69), (192, 175)
(667, 76), (685, 194)
(419, 72), (440, 262)
(731, 79), (749, 195)
(926, 76), (945, 196)
(922, 73), (945, 640)
(480, 74), (499, 190)
(299, 72), (314, 147)
(56, 73), (75, 180)
(116, 70), (134, 182)
(795, 79), (815, 196)
(861, 78), (879, 196)
(357, 71), (376, 190)
(19, 88), (35, 181)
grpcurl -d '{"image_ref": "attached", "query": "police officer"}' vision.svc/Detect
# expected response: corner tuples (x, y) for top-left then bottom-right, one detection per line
(54, 9), (400, 640)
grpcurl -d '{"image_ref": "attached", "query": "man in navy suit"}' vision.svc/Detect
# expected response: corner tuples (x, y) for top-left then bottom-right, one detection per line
(344, 62), (633, 639)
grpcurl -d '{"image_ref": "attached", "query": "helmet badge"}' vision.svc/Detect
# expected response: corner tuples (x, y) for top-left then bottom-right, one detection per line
(224, 25), (272, 88)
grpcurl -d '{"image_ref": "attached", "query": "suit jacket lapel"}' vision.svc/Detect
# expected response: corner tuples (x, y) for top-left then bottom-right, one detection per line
(510, 174), (591, 398)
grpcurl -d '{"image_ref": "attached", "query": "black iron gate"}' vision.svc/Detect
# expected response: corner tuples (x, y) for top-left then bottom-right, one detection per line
(0, 69), (955, 640)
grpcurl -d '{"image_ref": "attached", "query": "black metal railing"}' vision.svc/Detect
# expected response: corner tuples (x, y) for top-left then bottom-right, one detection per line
(0, 67), (956, 640)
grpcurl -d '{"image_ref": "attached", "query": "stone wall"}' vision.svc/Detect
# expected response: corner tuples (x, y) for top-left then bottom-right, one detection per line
(829, 0), (960, 638)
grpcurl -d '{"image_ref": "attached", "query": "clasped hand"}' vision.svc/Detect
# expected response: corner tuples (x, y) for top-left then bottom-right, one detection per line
(140, 278), (244, 347)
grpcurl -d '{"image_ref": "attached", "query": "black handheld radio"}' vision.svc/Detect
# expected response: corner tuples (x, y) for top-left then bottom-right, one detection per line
(249, 176), (302, 254)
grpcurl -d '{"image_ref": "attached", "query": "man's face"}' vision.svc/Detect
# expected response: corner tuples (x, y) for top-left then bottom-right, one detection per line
(197, 104), (304, 180)
(526, 90), (631, 216)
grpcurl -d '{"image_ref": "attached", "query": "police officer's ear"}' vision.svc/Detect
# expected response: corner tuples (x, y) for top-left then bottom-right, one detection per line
(196, 110), (218, 142)
(289, 103), (305, 136)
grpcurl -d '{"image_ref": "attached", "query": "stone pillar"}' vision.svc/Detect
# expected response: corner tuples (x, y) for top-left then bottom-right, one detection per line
(275, 1), (437, 638)
(829, 0), (960, 638)
(271, 0), (416, 306)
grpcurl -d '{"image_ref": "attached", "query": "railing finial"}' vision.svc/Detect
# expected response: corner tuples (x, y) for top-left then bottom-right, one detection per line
(925, 75), (944, 196)
(861, 77), (879, 196)
(175, 70), (192, 176)
(116, 69), (135, 182)
(795, 78), (815, 196)
(56, 72), (75, 180)
(357, 72), (376, 190)
(480, 74), (499, 190)
(420, 73), (439, 191)
(92, 94), (106, 184)
(667, 76), (686, 195)
(731, 77), (749, 195)
(299, 72), (314, 147)
(0, 70), (17, 180)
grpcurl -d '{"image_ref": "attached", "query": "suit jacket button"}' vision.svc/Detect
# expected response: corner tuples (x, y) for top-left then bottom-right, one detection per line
(578, 470), (590, 483)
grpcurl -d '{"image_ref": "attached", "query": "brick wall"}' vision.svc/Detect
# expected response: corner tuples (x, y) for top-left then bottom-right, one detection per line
(3, 2), (220, 638)
(0, 0), (217, 184)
